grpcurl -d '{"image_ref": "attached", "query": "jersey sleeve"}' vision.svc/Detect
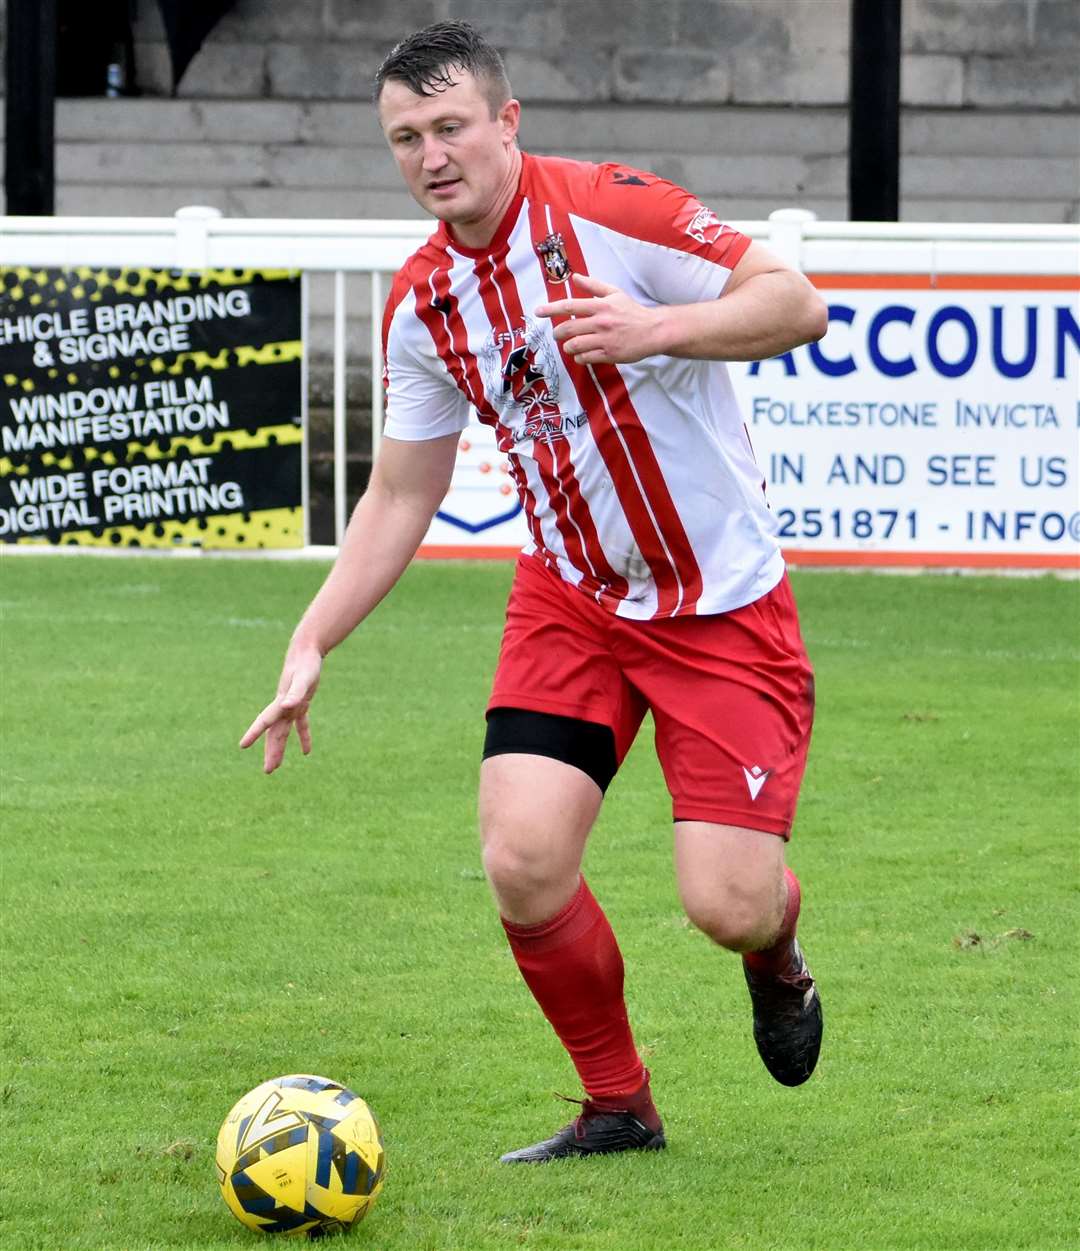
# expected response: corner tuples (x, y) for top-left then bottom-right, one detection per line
(583, 164), (752, 306)
(381, 281), (470, 442)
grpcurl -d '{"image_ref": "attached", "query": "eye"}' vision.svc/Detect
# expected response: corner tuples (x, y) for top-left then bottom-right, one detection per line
(441, 123), (460, 136)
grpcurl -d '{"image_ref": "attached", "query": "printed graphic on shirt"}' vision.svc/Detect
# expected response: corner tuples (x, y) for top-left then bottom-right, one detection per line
(536, 232), (572, 283)
(684, 204), (727, 247)
(477, 315), (587, 445)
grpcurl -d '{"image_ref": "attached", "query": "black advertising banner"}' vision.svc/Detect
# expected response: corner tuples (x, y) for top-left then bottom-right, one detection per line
(0, 267), (303, 549)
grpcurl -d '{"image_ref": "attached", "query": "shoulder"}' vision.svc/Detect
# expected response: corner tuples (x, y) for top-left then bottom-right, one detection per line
(390, 235), (448, 307)
(382, 236), (448, 345)
(521, 152), (652, 208)
(523, 153), (745, 262)
(522, 152), (602, 200)
(523, 152), (675, 206)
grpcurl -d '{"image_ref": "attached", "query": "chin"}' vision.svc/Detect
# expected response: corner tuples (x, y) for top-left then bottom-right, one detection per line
(432, 206), (474, 227)
(416, 184), (469, 217)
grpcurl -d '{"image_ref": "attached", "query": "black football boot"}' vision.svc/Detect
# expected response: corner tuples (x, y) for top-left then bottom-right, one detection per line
(499, 1093), (666, 1163)
(743, 938), (823, 1086)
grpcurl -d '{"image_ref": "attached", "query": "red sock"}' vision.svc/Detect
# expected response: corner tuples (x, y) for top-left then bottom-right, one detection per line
(501, 878), (647, 1102)
(743, 867), (802, 976)
(585, 1071), (662, 1133)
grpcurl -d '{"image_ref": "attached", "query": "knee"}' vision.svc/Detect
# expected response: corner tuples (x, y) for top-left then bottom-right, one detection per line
(477, 757), (597, 923)
(481, 836), (557, 901)
(682, 879), (782, 952)
(480, 835), (581, 925)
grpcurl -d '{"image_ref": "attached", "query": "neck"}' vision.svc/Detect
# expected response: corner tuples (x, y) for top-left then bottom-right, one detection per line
(451, 147), (523, 250)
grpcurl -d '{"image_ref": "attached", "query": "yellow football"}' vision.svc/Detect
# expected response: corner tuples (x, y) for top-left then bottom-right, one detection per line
(215, 1074), (385, 1237)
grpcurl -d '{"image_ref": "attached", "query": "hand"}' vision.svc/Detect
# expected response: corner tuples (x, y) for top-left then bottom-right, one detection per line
(239, 643), (323, 775)
(535, 272), (666, 366)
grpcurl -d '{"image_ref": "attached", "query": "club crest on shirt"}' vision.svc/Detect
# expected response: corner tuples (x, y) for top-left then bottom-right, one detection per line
(684, 204), (724, 246)
(478, 315), (585, 444)
(536, 232), (572, 283)
(479, 316), (561, 422)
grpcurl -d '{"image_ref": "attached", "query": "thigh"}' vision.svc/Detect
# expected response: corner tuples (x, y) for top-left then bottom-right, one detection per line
(489, 554), (647, 765)
(478, 752), (603, 924)
(674, 820), (787, 949)
(616, 574), (815, 837)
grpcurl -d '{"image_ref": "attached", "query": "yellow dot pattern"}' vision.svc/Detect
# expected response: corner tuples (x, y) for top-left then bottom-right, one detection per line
(148, 340), (302, 376)
(122, 423), (302, 463)
(1, 267), (304, 551)
(5, 266), (295, 300)
(13, 506), (303, 550)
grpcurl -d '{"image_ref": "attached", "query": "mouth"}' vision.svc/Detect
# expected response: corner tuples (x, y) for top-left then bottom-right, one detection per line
(427, 177), (462, 196)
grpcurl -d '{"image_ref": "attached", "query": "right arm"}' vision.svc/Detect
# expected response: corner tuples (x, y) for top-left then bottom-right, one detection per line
(239, 430), (459, 773)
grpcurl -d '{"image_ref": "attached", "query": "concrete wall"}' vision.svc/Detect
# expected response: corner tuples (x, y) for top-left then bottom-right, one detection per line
(117, 0), (1080, 111)
(3, 0), (1079, 108)
(0, 0), (1076, 224)
(26, 98), (1079, 226)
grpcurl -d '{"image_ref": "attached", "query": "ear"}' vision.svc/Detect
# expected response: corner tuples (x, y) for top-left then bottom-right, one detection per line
(499, 97), (521, 145)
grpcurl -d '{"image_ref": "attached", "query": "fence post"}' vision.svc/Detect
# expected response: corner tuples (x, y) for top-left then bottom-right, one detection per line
(767, 209), (816, 271)
(370, 270), (384, 466)
(173, 205), (222, 270)
(333, 270), (348, 546)
(301, 272), (311, 549)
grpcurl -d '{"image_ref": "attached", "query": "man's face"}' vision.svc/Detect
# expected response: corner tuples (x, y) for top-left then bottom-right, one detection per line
(378, 69), (520, 226)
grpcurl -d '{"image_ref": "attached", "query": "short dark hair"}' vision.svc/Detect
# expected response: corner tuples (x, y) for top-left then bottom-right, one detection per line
(373, 21), (512, 116)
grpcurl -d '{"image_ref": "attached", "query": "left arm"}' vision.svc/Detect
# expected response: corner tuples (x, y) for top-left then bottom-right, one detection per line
(536, 241), (828, 366)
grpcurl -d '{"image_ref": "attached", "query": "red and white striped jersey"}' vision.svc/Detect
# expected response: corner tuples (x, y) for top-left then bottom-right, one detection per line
(381, 152), (784, 620)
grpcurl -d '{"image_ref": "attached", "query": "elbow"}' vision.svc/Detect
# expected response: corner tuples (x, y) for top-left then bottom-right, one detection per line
(805, 290), (829, 344)
(776, 274), (828, 349)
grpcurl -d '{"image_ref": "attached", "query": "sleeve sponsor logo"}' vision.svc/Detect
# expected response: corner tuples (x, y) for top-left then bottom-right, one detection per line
(684, 204), (726, 246)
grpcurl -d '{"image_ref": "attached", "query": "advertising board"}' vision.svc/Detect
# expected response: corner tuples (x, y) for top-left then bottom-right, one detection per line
(0, 266), (303, 550)
(420, 273), (1079, 569)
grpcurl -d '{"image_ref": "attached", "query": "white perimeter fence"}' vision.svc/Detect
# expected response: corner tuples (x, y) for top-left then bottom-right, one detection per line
(2, 208), (1078, 565)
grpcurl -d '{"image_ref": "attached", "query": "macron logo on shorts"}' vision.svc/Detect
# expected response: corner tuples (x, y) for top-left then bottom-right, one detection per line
(742, 765), (770, 801)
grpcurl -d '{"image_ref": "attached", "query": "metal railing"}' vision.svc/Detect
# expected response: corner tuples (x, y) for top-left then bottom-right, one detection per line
(3, 207), (1078, 552)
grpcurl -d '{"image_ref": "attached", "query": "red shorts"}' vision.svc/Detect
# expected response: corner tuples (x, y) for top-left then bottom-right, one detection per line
(487, 555), (815, 837)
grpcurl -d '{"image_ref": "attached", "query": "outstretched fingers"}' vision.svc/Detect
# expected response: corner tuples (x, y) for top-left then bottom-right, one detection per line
(570, 272), (618, 297)
(557, 329), (611, 358)
(262, 715), (295, 775)
(535, 272), (620, 321)
(536, 296), (602, 320)
(239, 694), (312, 774)
(239, 699), (283, 751)
(240, 647), (322, 773)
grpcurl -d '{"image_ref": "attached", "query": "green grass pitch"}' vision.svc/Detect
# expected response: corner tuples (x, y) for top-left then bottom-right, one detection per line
(1, 554), (1077, 1250)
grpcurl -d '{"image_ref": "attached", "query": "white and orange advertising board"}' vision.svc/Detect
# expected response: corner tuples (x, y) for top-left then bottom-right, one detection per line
(420, 273), (1080, 569)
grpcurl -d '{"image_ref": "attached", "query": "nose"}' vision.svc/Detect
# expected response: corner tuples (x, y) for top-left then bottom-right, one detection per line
(421, 135), (449, 172)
